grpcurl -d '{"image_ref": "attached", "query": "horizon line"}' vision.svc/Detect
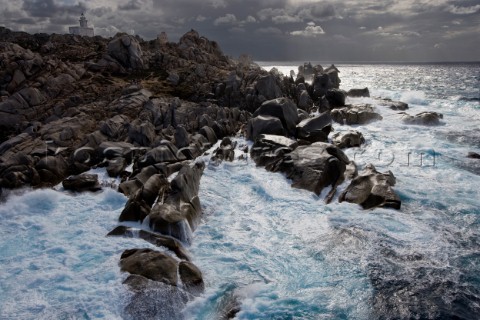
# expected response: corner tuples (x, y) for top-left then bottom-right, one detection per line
(255, 60), (480, 65)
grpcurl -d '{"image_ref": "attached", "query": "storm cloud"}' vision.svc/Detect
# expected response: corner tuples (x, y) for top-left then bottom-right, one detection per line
(1, 0), (479, 62)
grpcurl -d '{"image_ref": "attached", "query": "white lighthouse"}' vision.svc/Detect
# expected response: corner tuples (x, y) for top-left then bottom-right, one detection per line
(69, 13), (94, 37)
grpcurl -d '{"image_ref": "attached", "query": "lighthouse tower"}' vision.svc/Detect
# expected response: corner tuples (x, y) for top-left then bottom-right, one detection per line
(69, 13), (94, 37)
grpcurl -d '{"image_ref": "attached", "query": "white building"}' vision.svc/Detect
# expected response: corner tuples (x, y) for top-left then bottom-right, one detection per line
(69, 13), (94, 37)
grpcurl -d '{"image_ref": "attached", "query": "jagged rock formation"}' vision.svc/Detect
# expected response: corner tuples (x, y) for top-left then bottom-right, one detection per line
(0, 28), (411, 317)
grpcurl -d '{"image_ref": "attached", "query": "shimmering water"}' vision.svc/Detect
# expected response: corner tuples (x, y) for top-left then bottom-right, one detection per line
(1, 63), (479, 319)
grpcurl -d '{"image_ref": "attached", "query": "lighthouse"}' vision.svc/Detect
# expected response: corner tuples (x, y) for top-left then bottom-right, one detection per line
(69, 13), (94, 37)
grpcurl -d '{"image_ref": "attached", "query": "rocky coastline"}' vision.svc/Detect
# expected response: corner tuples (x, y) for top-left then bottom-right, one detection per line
(0, 27), (447, 317)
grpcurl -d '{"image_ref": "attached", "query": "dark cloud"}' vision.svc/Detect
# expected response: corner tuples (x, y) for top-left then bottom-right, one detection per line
(118, 0), (142, 11)
(22, 0), (85, 18)
(0, 0), (478, 62)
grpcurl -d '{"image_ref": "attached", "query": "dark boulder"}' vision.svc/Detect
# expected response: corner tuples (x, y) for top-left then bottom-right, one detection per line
(400, 111), (443, 126)
(331, 104), (383, 125)
(467, 152), (480, 159)
(107, 226), (191, 261)
(138, 141), (187, 168)
(252, 140), (349, 202)
(347, 88), (370, 97)
(254, 74), (282, 100)
(297, 90), (313, 111)
(326, 89), (347, 108)
(62, 174), (101, 192)
(118, 198), (151, 222)
(312, 74), (333, 100)
(211, 137), (236, 164)
(246, 115), (285, 141)
(285, 142), (349, 201)
(128, 120), (157, 147)
(120, 249), (179, 286)
(100, 115), (130, 139)
(148, 162), (205, 243)
(296, 112), (332, 143)
(179, 261), (205, 295)
(332, 130), (365, 149)
(250, 134), (298, 168)
(174, 126), (190, 149)
(253, 98), (299, 136)
(378, 98), (408, 110)
(199, 126), (218, 145)
(339, 164), (401, 209)
(35, 156), (69, 185)
(107, 35), (144, 70)
(123, 275), (191, 320)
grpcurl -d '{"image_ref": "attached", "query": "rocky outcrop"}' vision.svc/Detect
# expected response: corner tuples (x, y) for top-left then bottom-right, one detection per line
(108, 226), (191, 261)
(252, 98), (299, 136)
(296, 112), (332, 143)
(120, 248), (203, 289)
(467, 152), (480, 159)
(147, 162), (205, 243)
(246, 115), (285, 141)
(251, 137), (350, 202)
(377, 98), (408, 110)
(62, 174), (101, 192)
(326, 89), (347, 108)
(331, 104), (383, 125)
(211, 137), (237, 164)
(400, 111), (443, 126)
(347, 88), (370, 97)
(331, 130), (365, 149)
(339, 164), (401, 209)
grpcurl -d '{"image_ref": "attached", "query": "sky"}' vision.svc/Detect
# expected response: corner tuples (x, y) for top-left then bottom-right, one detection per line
(1, 0), (480, 62)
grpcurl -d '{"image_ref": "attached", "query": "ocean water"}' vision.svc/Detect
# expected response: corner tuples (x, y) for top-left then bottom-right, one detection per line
(1, 63), (479, 319)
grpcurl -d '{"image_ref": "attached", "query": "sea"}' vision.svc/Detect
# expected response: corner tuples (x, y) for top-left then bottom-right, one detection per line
(0, 63), (479, 319)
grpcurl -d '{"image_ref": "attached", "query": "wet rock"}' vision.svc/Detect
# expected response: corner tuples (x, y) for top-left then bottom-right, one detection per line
(285, 142), (349, 201)
(107, 226), (191, 261)
(246, 115), (285, 141)
(296, 112), (332, 143)
(179, 261), (205, 294)
(331, 104), (383, 125)
(298, 90), (313, 111)
(62, 174), (101, 192)
(312, 74), (333, 100)
(252, 140), (349, 201)
(123, 274), (191, 320)
(148, 162), (205, 242)
(400, 111), (443, 126)
(378, 98), (408, 110)
(253, 98), (299, 136)
(339, 164), (401, 209)
(120, 248), (179, 285)
(106, 157), (128, 177)
(119, 173), (170, 222)
(211, 137), (236, 164)
(347, 88), (370, 97)
(467, 152), (480, 159)
(326, 89), (347, 108)
(332, 130), (365, 149)
(118, 197), (151, 222)
(250, 134), (298, 168)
